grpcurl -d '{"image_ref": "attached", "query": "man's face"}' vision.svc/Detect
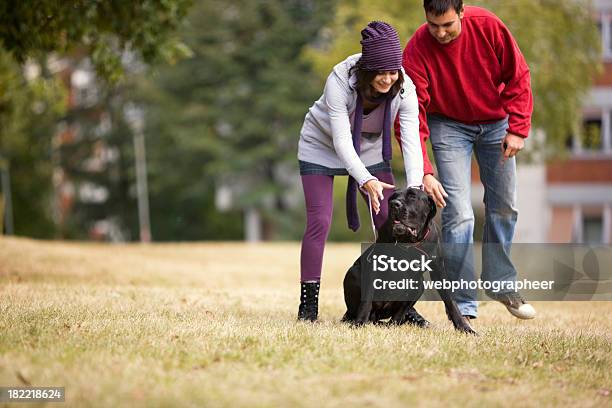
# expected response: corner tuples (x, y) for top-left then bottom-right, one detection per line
(426, 7), (464, 44)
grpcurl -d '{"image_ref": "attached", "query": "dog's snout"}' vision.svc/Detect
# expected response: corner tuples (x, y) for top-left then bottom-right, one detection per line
(390, 200), (402, 210)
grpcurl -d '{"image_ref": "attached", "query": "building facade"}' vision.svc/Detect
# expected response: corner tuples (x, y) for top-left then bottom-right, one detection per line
(545, 0), (612, 244)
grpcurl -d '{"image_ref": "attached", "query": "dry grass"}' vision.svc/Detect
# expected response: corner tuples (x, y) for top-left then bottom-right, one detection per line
(0, 237), (611, 407)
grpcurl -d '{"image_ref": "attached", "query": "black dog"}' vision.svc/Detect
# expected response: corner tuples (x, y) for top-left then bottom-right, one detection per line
(342, 188), (476, 334)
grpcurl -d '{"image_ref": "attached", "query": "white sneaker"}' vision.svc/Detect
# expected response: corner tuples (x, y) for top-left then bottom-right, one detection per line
(490, 292), (536, 320)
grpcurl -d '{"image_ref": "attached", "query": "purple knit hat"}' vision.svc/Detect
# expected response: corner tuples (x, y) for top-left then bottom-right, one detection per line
(359, 21), (402, 71)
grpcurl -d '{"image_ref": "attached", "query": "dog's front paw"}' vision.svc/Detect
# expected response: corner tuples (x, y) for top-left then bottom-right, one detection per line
(403, 309), (430, 328)
(460, 326), (478, 336)
(350, 320), (367, 328)
(456, 319), (478, 336)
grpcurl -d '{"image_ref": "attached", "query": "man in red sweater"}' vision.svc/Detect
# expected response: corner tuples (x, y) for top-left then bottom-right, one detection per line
(402, 0), (536, 321)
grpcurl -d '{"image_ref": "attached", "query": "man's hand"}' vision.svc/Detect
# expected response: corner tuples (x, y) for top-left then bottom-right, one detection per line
(362, 179), (395, 214)
(423, 174), (447, 208)
(502, 133), (525, 161)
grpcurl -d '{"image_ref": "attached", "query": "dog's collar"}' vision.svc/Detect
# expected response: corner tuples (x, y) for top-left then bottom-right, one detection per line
(394, 228), (431, 257)
(420, 227), (431, 242)
(395, 227), (430, 245)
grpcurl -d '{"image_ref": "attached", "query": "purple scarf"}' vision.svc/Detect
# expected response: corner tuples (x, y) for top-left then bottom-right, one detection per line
(346, 91), (393, 232)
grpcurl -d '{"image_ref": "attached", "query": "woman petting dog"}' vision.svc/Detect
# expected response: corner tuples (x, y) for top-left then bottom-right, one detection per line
(296, 21), (432, 321)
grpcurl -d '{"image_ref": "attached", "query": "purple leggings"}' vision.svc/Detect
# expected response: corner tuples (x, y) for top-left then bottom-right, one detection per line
(300, 172), (395, 282)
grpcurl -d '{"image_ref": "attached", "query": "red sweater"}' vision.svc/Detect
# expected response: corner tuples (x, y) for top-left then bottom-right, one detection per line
(397, 6), (533, 175)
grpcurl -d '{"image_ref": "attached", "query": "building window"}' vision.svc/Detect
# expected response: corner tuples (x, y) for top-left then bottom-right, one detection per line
(582, 117), (603, 151)
(570, 111), (611, 155)
(574, 206), (609, 244)
(583, 215), (603, 243)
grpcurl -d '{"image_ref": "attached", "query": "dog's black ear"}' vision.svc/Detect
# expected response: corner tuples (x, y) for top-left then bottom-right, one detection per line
(389, 189), (400, 201)
(428, 195), (437, 218)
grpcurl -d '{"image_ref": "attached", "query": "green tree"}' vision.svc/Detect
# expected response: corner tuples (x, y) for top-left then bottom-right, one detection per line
(0, 50), (65, 237)
(134, 0), (335, 240)
(0, 0), (192, 237)
(0, 0), (192, 82)
(54, 84), (141, 240)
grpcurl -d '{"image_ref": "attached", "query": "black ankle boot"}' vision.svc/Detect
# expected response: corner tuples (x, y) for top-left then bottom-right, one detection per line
(297, 281), (320, 322)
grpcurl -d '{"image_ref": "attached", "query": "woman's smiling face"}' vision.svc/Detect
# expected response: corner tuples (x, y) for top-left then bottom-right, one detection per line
(370, 70), (399, 95)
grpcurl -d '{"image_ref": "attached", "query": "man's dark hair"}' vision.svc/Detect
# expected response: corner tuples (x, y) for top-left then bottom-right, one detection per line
(423, 0), (463, 16)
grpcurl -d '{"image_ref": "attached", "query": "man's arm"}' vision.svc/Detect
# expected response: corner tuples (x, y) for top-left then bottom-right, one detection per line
(397, 40), (447, 207)
(496, 19), (533, 139)
(395, 40), (435, 176)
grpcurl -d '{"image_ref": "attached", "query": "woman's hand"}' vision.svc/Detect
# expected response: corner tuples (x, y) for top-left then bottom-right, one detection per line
(362, 179), (395, 214)
(423, 174), (448, 208)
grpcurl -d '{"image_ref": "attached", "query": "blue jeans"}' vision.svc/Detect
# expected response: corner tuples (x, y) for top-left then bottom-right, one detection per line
(428, 114), (518, 318)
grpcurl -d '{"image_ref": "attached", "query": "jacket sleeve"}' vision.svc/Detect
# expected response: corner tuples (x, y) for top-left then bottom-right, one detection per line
(398, 76), (424, 187)
(395, 41), (435, 175)
(495, 19), (533, 138)
(324, 72), (376, 187)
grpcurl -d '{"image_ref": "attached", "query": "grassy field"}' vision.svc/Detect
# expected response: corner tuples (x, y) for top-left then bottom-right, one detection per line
(0, 237), (611, 407)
